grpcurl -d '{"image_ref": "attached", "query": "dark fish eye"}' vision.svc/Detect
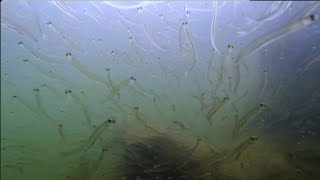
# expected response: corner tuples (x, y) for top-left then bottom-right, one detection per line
(310, 14), (315, 21)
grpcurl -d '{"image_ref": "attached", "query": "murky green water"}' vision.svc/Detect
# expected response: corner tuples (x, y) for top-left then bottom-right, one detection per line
(1, 1), (320, 180)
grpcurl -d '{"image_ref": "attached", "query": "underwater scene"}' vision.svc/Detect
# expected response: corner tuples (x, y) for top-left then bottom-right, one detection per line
(1, 1), (320, 180)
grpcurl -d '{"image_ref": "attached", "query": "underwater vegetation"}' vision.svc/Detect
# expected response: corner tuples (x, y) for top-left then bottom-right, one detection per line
(1, 1), (320, 180)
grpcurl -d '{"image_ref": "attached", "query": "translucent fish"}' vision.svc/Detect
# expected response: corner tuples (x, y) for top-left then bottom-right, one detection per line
(177, 137), (202, 169)
(46, 22), (84, 53)
(257, 1), (292, 22)
(11, 95), (39, 117)
(33, 88), (56, 123)
(103, 76), (134, 102)
(131, 106), (162, 135)
(1, 15), (38, 42)
(50, 1), (80, 23)
(90, 2), (105, 15)
(131, 79), (160, 99)
(233, 103), (267, 138)
(57, 124), (66, 143)
(206, 96), (229, 126)
(235, 14), (318, 64)
(172, 120), (189, 130)
(18, 42), (55, 65)
(192, 92), (207, 112)
(83, 9), (104, 27)
(143, 24), (166, 51)
(206, 49), (216, 85)
(23, 0), (43, 39)
(221, 45), (235, 90)
(65, 53), (108, 86)
(91, 147), (108, 172)
(259, 69), (269, 99)
(41, 84), (64, 99)
(232, 63), (241, 93)
(22, 59), (59, 80)
(301, 56), (320, 73)
(210, 1), (222, 55)
(60, 119), (115, 158)
(159, 13), (178, 32)
(179, 21), (198, 73)
(66, 90), (92, 129)
(128, 36), (145, 63)
(226, 136), (258, 161)
(231, 90), (249, 112)
(237, 1), (292, 36)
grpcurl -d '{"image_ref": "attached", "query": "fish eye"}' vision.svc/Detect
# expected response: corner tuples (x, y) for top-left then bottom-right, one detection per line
(68, 90), (72, 93)
(107, 119), (112, 123)
(106, 68), (110, 71)
(12, 95), (17, 98)
(250, 136), (258, 140)
(310, 14), (316, 21)
(259, 103), (265, 107)
(18, 42), (23, 45)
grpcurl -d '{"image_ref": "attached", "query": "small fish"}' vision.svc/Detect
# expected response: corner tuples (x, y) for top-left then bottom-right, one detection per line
(177, 137), (202, 169)
(103, 75), (134, 102)
(143, 24), (166, 51)
(50, 1), (81, 22)
(131, 106), (162, 135)
(65, 53), (108, 86)
(227, 136), (259, 161)
(172, 120), (189, 129)
(170, 104), (176, 112)
(11, 95), (39, 117)
(18, 42), (54, 65)
(301, 56), (320, 73)
(65, 89), (92, 129)
(60, 118), (115, 158)
(58, 124), (66, 143)
(259, 69), (269, 99)
(206, 49), (216, 85)
(235, 14), (318, 65)
(128, 36), (145, 63)
(33, 88), (56, 123)
(83, 9), (104, 27)
(234, 14), (318, 92)
(210, 1), (222, 55)
(233, 103), (267, 138)
(206, 96), (229, 126)
(1, 15), (38, 42)
(179, 21), (198, 73)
